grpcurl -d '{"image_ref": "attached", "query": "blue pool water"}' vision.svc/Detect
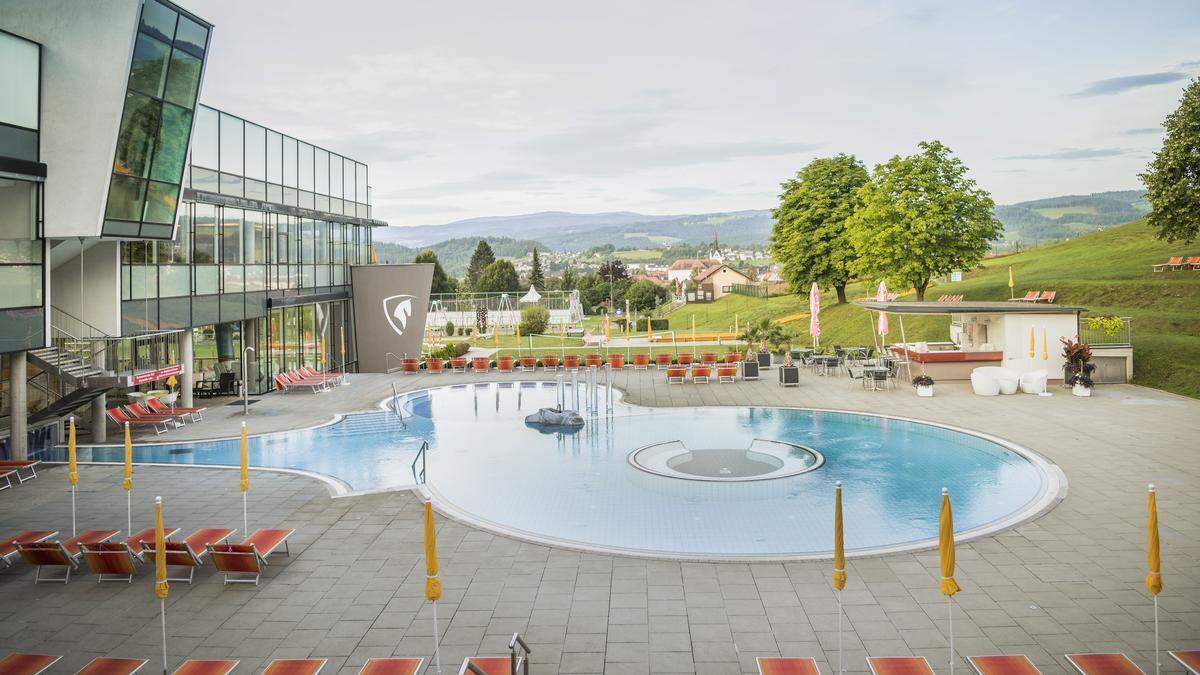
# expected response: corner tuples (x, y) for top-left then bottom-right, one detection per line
(61, 383), (1054, 558)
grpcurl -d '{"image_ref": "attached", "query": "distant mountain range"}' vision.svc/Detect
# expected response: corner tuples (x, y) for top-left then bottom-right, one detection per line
(372, 190), (1150, 254)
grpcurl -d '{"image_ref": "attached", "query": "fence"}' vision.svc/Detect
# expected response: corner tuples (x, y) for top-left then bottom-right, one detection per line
(1078, 316), (1132, 347)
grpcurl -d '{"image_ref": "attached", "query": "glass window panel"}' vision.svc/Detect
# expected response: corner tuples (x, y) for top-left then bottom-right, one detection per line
(266, 183), (282, 203)
(282, 137), (297, 187)
(342, 159), (354, 200)
(245, 179), (266, 201)
(330, 198), (343, 216)
(315, 194), (329, 212)
(142, 180), (179, 224)
(219, 172), (243, 197)
(298, 142), (313, 191)
(113, 92), (160, 177)
(222, 265), (243, 292)
(356, 163), (368, 203)
(329, 156), (343, 198)
(266, 130), (282, 183)
(300, 219), (314, 263)
(159, 296), (190, 330)
(0, 266), (40, 309)
(129, 265), (158, 300)
(192, 106), (218, 169)
(140, 0), (178, 42)
(0, 179), (37, 242)
(316, 220), (329, 263)
(172, 205), (191, 262)
(221, 207), (242, 264)
(244, 123), (265, 180)
(159, 265), (190, 296)
(0, 33), (41, 130)
(128, 34), (170, 98)
(316, 265), (330, 287)
(314, 148), (328, 195)
(0, 240), (40, 264)
(163, 48), (201, 108)
(138, 222), (174, 238)
(192, 203), (216, 263)
(282, 186), (297, 206)
(219, 113), (243, 175)
(150, 103), (191, 183)
(300, 190), (314, 210)
(193, 265), (218, 294)
(243, 210), (265, 264)
(191, 166), (217, 192)
(174, 15), (208, 56)
(275, 218), (289, 263)
(245, 265), (265, 291)
(103, 219), (141, 236)
(105, 175), (147, 220)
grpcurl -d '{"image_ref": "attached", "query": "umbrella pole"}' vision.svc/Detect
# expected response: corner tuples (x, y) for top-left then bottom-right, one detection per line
(837, 590), (843, 675)
(71, 486), (76, 537)
(160, 598), (168, 675)
(1155, 595), (1159, 675)
(898, 314), (913, 383)
(127, 490), (132, 537)
(433, 600), (442, 673)
(948, 595), (954, 675)
(243, 491), (248, 537)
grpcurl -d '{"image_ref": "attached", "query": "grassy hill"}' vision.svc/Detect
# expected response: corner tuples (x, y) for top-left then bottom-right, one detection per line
(995, 190), (1150, 246)
(667, 219), (1200, 398)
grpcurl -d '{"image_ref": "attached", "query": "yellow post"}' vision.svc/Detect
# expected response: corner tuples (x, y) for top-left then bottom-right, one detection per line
(123, 422), (133, 536)
(68, 417), (78, 536)
(1029, 326), (1035, 359)
(154, 495), (169, 673)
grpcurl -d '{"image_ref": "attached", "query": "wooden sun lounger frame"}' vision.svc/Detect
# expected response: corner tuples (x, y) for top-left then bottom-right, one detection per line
(80, 541), (143, 583)
(0, 459), (40, 485)
(359, 657), (425, 675)
(968, 654), (1043, 675)
(0, 653), (62, 675)
(141, 527), (236, 583)
(757, 656), (821, 674)
(107, 406), (178, 435)
(208, 528), (294, 585)
(172, 659), (240, 675)
(1, 530), (57, 567)
(263, 658), (327, 675)
(77, 657), (149, 675)
(1170, 650), (1200, 675)
(1065, 653), (1145, 675)
(145, 397), (205, 422)
(867, 656), (935, 675)
(16, 530), (119, 583)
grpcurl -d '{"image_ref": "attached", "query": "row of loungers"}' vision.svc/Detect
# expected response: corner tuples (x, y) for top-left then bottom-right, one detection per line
(0, 655), (429, 675)
(665, 363), (743, 384)
(106, 397), (207, 435)
(0, 458), (40, 491)
(1, 526), (293, 584)
(275, 367), (346, 394)
(757, 653), (1200, 675)
(401, 351), (749, 374)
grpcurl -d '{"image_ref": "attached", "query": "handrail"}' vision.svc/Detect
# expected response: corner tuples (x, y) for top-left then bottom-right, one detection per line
(390, 383), (407, 429)
(50, 305), (116, 340)
(458, 661), (487, 675)
(411, 440), (427, 484)
(509, 632), (531, 675)
(385, 352), (403, 374)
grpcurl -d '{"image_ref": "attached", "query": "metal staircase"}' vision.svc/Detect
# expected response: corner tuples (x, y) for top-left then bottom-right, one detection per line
(27, 346), (107, 388)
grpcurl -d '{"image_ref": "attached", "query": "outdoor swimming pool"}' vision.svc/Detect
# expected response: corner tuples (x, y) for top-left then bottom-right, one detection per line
(62, 382), (1062, 559)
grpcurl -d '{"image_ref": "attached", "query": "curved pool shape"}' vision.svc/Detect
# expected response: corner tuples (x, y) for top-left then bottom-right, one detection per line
(62, 382), (1061, 559)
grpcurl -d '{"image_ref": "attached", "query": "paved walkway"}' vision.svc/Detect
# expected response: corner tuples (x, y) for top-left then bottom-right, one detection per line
(4, 368), (1198, 674)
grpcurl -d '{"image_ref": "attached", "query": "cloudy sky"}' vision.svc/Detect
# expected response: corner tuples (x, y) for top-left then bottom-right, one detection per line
(191, 0), (1200, 227)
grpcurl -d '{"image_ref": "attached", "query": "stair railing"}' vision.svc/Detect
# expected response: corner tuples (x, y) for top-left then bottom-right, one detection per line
(509, 633), (531, 675)
(410, 440), (427, 484)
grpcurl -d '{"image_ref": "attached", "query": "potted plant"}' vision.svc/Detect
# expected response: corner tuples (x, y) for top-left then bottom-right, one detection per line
(1061, 338), (1096, 396)
(778, 345), (800, 387)
(739, 318), (789, 369)
(1071, 374), (1094, 397)
(741, 346), (760, 380)
(912, 374), (935, 397)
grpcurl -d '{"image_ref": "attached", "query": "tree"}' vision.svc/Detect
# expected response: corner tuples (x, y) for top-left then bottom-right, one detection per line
(624, 279), (668, 312)
(598, 259), (628, 282)
(1140, 77), (1200, 243)
(519, 304), (550, 335)
(474, 259), (520, 293)
(465, 240), (496, 290)
(529, 248), (545, 287)
(413, 249), (456, 294)
(738, 317), (792, 353)
(558, 266), (577, 291)
(847, 140), (1002, 300)
(771, 154), (869, 304)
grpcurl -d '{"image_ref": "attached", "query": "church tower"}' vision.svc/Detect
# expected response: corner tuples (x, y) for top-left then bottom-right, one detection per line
(709, 225), (722, 261)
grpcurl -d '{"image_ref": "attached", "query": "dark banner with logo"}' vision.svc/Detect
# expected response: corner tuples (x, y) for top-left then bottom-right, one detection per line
(349, 263), (434, 372)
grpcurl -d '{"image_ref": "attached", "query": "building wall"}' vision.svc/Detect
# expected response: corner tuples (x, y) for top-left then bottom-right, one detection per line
(3, 1), (140, 238)
(49, 241), (122, 336)
(705, 267), (751, 299)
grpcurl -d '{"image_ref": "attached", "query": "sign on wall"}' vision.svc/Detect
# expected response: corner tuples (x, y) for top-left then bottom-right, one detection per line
(350, 263), (434, 372)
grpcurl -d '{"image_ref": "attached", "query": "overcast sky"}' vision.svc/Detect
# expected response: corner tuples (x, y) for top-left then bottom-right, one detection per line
(191, 0), (1200, 227)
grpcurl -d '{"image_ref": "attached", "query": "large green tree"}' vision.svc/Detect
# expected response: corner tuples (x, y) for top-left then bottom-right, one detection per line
(847, 140), (1001, 300)
(771, 154), (869, 304)
(465, 240), (496, 290)
(624, 279), (668, 312)
(1140, 77), (1200, 244)
(474, 259), (520, 293)
(413, 249), (456, 294)
(529, 248), (545, 287)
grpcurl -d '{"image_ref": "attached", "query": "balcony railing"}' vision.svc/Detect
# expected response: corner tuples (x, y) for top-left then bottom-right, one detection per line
(1079, 316), (1132, 347)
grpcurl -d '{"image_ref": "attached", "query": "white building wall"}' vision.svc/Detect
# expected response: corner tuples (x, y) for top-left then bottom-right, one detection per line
(998, 313), (1079, 376)
(49, 241), (122, 336)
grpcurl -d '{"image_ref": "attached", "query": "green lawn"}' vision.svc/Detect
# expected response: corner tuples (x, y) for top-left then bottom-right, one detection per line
(665, 219), (1200, 398)
(1036, 205), (1098, 218)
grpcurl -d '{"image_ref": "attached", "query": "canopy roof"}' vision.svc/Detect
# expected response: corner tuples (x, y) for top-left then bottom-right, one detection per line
(520, 286), (542, 303)
(855, 300), (1086, 315)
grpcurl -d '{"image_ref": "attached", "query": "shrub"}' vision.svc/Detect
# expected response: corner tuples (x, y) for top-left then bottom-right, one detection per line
(912, 374), (934, 387)
(615, 317), (669, 331)
(519, 304), (550, 335)
(428, 342), (470, 360)
(444, 320), (455, 336)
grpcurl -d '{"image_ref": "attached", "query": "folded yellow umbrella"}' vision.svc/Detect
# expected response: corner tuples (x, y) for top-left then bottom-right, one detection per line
(1146, 484), (1162, 595)
(833, 481), (846, 591)
(154, 496), (169, 600)
(123, 422), (133, 491)
(424, 500), (441, 601)
(68, 417), (78, 487)
(939, 488), (960, 596)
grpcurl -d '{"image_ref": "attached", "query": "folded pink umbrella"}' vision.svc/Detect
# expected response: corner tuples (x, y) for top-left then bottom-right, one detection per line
(809, 283), (821, 347)
(876, 281), (889, 335)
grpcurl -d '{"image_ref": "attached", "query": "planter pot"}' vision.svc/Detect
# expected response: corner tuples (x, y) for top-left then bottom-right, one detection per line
(916, 385), (934, 397)
(742, 360), (760, 380)
(1072, 384), (1093, 397)
(756, 352), (772, 368)
(778, 366), (799, 387)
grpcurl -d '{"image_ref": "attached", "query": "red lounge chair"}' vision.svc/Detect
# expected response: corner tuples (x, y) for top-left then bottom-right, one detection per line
(666, 366), (686, 384)
(1065, 654), (1144, 675)
(0, 459), (40, 484)
(758, 657), (820, 675)
(450, 357), (468, 372)
(691, 365), (712, 383)
(290, 369), (335, 388)
(1038, 290), (1056, 303)
(77, 657), (148, 675)
(1010, 290), (1039, 302)
(724, 352), (740, 363)
(1170, 650), (1200, 674)
(472, 356), (490, 372)
(208, 528), (294, 584)
(1185, 255), (1200, 270)
(427, 357), (444, 373)
(124, 526), (179, 556)
(15, 530), (119, 583)
(540, 355), (559, 369)
(459, 658), (511, 675)
(717, 364), (738, 383)
(141, 527), (236, 583)
(1, 531), (56, 567)
(937, 294), (948, 301)
(0, 653), (61, 675)
(631, 353), (649, 369)
(401, 358), (420, 374)
(359, 658), (424, 675)
(678, 353), (695, 365)
(608, 353), (625, 369)
(497, 356), (515, 373)
(173, 660), (240, 675)
(1152, 256), (1182, 272)
(301, 365), (344, 385)
(701, 352), (719, 365)
(653, 353), (671, 368)
(563, 354), (580, 371)
(519, 356), (538, 371)
(585, 354), (603, 368)
(80, 542), (143, 582)
(867, 657), (935, 675)
(129, 402), (189, 426)
(0, 467), (16, 490)
(107, 406), (176, 435)
(145, 397), (206, 422)
(969, 655), (1043, 675)
(275, 372), (326, 394)
(263, 658), (327, 675)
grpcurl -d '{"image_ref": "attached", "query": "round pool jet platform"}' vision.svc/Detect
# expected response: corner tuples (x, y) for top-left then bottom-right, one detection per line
(629, 439), (824, 482)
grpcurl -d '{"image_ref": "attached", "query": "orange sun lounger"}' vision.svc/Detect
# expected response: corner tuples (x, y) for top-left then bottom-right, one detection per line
(0, 653), (62, 675)
(1066, 653), (1145, 675)
(359, 658), (425, 675)
(263, 658), (327, 675)
(208, 528), (295, 584)
(15, 530), (119, 583)
(758, 657), (820, 674)
(80, 541), (145, 583)
(460, 657), (512, 675)
(125, 525), (180, 556)
(969, 655), (1043, 675)
(1, 531), (56, 567)
(1170, 651), (1200, 674)
(145, 397), (206, 422)
(141, 527), (236, 583)
(173, 659), (240, 675)
(77, 657), (149, 675)
(867, 657), (935, 675)
(0, 459), (40, 484)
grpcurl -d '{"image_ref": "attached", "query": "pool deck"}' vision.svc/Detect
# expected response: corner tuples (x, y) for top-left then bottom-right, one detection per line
(3, 369), (1198, 673)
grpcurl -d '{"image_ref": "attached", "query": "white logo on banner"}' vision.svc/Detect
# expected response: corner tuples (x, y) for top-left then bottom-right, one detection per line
(383, 295), (415, 336)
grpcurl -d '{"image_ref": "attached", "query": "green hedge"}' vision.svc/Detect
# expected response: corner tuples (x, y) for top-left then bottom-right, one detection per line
(614, 317), (669, 331)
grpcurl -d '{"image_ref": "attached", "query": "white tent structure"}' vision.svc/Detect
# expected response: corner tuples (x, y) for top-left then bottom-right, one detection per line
(520, 286), (542, 304)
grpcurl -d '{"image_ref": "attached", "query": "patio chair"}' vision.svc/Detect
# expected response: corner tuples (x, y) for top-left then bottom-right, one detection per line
(969, 655), (1043, 675)
(563, 354), (581, 371)
(757, 657), (820, 675)
(427, 357), (445, 373)
(1065, 653), (1145, 675)
(291, 368), (336, 388)
(519, 356), (538, 371)
(472, 356), (490, 373)
(1152, 256), (1182, 272)
(77, 657), (148, 675)
(867, 657), (935, 675)
(701, 352), (719, 365)
(691, 365), (712, 383)
(401, 358), (421, 374)
(0, 653), (61, 675)
(274, 373), (325, 394)
(717, 364), (738, 383)
(80, 541), (144, 582)
(0, 467), (15, 491)
(539, 355), (559, 370)
(666, 366), (686, 384)
(1009, 290), (1039, 302)
(653, 353), (671, 368)
(497, 356), (515, 373)
(724, 351), (741, 363)
(450, 357), (468, 372)
(1186, 256), (1200, 271)
(129, 402), (189, 426)
(359, 658), (425, 675)
(263, 659), (327, 675)
(845, 362), (867, 389)
(145, 397), (205, 423)
(0, 459), (40, 484)
(15, 530), (119, 583)
(1037, 290), (1056, 303)
(107, 406), (177, 435)
(173, 660), (240, 675)
(124, 525), (180, 557)
(678, 353), (695, 365)
(141, 527), (236, 583)
(208, 528), (295, 585)
(608, 353), (625, 369)
(1170, 650), (1200, 674)
(301, 365), (345, 385)
(1, 531), (56, 567)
